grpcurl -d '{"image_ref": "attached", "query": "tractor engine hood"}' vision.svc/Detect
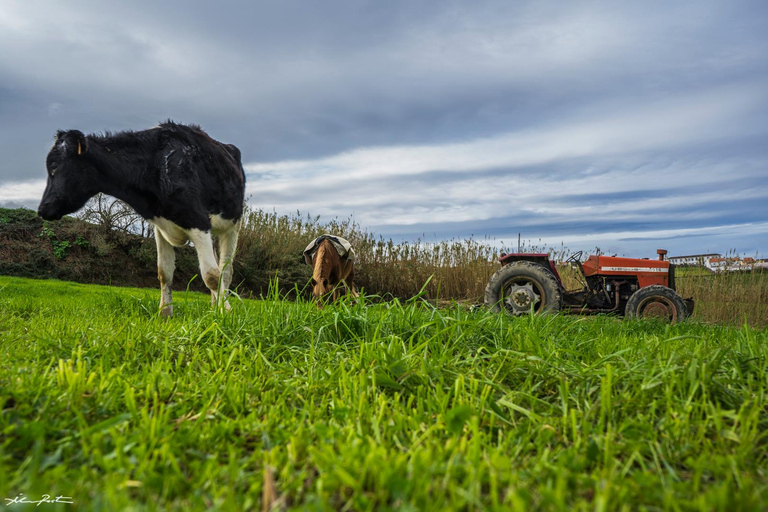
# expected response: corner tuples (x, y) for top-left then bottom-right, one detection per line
(582, 255), (670, 287)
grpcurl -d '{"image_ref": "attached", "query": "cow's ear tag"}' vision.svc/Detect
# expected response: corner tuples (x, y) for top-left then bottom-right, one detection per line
(78, 140), (82, 155)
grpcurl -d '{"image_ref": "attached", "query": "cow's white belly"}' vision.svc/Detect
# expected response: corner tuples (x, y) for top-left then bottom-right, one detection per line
(210, 214), (237, 236)
(150, 217), (190, 247)
(150, 214), (237, 247)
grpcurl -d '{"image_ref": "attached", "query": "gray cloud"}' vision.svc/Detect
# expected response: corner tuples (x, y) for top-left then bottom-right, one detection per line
(1, 0), (767, 257)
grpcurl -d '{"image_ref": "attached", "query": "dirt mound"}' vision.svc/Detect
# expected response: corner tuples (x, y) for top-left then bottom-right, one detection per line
(0, 208), (205, 292)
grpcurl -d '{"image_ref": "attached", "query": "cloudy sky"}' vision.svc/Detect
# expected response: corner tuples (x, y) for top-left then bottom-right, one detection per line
(1, 0), (766, 257)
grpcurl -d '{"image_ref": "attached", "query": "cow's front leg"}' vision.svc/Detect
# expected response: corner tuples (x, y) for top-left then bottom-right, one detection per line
(188, 229), (225, 309)
(155, 229), (176, 318)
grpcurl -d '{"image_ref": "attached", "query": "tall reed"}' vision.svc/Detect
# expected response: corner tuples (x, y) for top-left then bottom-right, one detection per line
(676, 267), (767, 326)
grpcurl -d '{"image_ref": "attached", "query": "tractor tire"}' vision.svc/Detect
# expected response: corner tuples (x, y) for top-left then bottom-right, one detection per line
(484, 261), (562, 316)
(625, 285), (688, 323)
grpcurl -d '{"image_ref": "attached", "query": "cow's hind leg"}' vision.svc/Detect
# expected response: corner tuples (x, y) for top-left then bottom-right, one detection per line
(216, 221), (240, 311)
(155, 229), (176, 318)
(188, 229), (225, 309)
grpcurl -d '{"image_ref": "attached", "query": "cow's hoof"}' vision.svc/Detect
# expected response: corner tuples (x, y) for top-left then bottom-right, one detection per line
(160, 304), (174, 318)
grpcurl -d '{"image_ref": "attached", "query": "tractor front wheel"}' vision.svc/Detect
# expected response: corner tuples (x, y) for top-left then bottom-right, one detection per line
(625, 285), (688, 323)
(485, 261), (562, 316)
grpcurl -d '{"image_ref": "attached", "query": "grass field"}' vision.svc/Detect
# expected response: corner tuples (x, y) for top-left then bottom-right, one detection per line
(1, 275), (767, 511)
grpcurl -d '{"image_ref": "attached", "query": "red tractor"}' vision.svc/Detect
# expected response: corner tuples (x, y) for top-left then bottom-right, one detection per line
(485, 249), (694, 322)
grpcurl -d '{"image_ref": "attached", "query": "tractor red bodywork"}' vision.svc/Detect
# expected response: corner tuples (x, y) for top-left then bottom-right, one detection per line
(580, 255), (670, 288)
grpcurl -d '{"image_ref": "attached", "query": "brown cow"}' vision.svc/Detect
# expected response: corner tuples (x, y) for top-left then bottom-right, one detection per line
(304, 235), (358, 306)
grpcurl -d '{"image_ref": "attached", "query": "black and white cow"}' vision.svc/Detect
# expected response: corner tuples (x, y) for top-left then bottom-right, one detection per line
(38, 121), (246, 317)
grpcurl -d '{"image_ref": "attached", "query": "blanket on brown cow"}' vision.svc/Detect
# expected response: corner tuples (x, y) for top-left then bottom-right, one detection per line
(303, 234), (355, 265)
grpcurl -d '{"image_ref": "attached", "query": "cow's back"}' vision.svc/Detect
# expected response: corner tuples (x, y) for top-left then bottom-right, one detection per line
(157, 122), (245, 224)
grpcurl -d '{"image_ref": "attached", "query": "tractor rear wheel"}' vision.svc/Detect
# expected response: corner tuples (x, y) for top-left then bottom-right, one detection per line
(625, 285), (688, 323)
(485, 261), (562, 316)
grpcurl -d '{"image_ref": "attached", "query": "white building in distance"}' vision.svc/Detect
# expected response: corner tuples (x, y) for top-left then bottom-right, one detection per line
(669, 253), (764, 272)
(668, 253), (721, 266)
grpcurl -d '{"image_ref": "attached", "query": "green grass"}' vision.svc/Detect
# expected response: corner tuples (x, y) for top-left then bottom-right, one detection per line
(1, 276), (767, 511)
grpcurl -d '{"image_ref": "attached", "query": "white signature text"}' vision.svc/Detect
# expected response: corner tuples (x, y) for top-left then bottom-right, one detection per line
(4, 494), (74, 506)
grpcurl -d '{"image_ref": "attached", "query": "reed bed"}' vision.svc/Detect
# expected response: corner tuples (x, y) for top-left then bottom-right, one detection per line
(232, 208), (767, 327)
(234, 208), (568, 302)
(676, 267), (768, 327)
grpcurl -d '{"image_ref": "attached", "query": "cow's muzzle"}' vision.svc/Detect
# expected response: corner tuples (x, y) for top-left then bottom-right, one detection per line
(37, 202), (63, 221)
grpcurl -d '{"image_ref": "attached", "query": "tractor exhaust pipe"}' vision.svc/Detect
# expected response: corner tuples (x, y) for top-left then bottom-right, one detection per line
(657, 249), (667, 261)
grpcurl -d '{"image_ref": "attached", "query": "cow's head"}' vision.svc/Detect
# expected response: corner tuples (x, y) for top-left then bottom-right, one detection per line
(311, 276), (330, 300)
(38, 130), (99, 221)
